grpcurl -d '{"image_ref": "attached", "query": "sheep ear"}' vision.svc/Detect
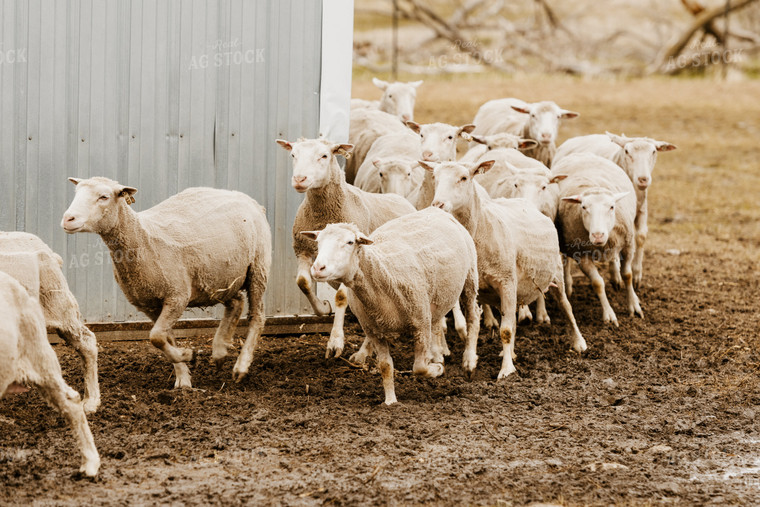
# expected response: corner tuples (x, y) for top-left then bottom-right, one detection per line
(472, 159), (495, 176)
(117, 186), (138, 205)
(418, 160), (436, 172)
(470, 135), (487, 145)
(654, 141), (677, 152)
(518, 138), (538, 150)
(300, 230), (320, 241)
(405, 121), (421, 134)
(276, 139), (293, 151)
(562, 195), (583, 204)
(511, 104), (531, 115)
(68, 177), (83, 186)
(372, 77), (389, 90)
(458, 124), (476, 137)
(559, 109), (579, 119)
(549, 174), (568, 184)
(332, 144), (354, 159)
(409, 80), (423, 88)
(613, 191), (629, 202)
(372, 159), (383, 168)
(606, 132), (630, 147)
(356, 233), (373, 246)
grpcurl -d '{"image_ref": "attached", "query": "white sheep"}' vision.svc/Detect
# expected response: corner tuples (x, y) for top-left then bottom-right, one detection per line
(352, 78), (423, 122)
(353, 131), (422, 197)
(458, 132), (538, 165)
(300, 207), (480, 405)
(422, 159), (587, 379)
(0, 270), (100, 477)
(346, 108), (408, 184)
(472, 98), (579, 167)
(61, 178), (272, 387)
(552, 153), (643, 325)
(554, 132), (676, 287)
(0, 232), (100, 413)
(276, 138), (417, 362)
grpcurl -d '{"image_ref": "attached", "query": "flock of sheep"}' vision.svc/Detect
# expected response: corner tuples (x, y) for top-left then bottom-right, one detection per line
(0, 77), (675, 479)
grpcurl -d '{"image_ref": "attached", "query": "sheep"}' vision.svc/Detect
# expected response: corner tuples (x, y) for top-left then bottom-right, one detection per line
(0, 270), (100, 477)
(346, 108), (408, 184)
(276, 137), (417, 362)
(552, 153), (643, 326)
(61, 178), (272, 388)
(422, 159), (587, 379)
(458, 132), (538, 165)
(554, 132), (676, 287)
(300, 207), (480, 405)
(353, 131), (422, 197)
(0, 232), (100, 414)
(351, 78), (423, 122)
(472, 98), (579, 167)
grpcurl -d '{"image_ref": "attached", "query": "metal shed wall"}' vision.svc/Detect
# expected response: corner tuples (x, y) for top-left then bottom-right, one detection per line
(0, 0), (332, 322)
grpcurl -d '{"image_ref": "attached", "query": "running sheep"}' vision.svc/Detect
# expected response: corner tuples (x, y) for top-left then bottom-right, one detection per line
(276, 137), (416, 362)
(300, 207), (480, 405)
(0, 270), (100, 477)
(554, 132), (676, 287)
(423, 159), (587, 379)
(61, 177), (272, 388)
(553, 153), (643, 325)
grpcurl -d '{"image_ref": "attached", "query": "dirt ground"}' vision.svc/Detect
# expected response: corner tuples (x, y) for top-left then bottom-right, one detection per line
(1, 75), (759, 505)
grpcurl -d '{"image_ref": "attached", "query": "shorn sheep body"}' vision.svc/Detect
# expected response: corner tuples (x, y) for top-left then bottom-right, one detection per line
(277, 138), (416, 362)
(554, 132), (676, 286)
(424, 160), (586, 379)
(346, 108), (407, 184)
(472, 98), (579, 167)
(62, 177), (272, 388)
(0, 232), (100, 413)
(353, 131), (422, 198)
(301, 207), (480, 405)
(553, 153), (643, 325)
(0, 270), (100, 477)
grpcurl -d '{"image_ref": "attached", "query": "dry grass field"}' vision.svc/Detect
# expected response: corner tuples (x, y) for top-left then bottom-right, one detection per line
(1, 74), (759, 505)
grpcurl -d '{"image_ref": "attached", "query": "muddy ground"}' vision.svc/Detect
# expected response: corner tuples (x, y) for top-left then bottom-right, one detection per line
(2, 76), (759, 505)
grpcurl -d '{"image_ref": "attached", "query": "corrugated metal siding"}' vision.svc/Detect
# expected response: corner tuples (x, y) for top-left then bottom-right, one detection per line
(0, 0), (324, 321)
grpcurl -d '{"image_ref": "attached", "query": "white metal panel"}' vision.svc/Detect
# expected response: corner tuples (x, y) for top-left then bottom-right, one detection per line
(0, 0), (344, 323)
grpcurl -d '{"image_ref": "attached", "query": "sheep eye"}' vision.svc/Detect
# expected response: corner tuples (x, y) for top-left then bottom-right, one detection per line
(541, 185), (547, 191)
(514, 183), (518, 188)
(388, 94), (393, 99)
(610, 205), (615, 210)
(98, 195), (109, 201)
(347, 240), (354, 245)
(581, 205), (586, 210)
(460, 176), (467, 182)
(447, 135), (454, 140)
(321, 154), (328, 159)
(420, 134), (424, 138)
(378, 172), (384, 178)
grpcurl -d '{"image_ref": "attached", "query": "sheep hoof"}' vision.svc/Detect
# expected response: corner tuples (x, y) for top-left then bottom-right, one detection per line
(517, 305), (532, 324)
(82, 397), (100, 415)
(80, 460), (100, 478)
(497, 367), (516, 380)
(572, 339), (588, 354)
(232, 369), (248, 383)
(536, 313), (551, 325)
(325, 334), (344, 359)
(348, 351), (368, 365)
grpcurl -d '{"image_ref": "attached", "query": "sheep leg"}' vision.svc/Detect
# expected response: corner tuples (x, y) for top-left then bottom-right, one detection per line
(349, 338), (373, 365)
(451, 302), (467, 343)
(497, 284), (518, 380)
(548, 282), (587, 353)
(412, 325), (443, 379)
(633, 206), (647, 288)
(35, 349), (100, 477)
(233, 269), (269, 382)
(296, 255), (331, 315)
(622, 242), (644, 318)
(517, 304), (533, 323)
(608, 254), (623, 290)
(563, 255), (574, 297)
(535, 294), (550, 324)
(432, 317), (446, 363)
(461, 268), (480, 375)
(211, 294), (244, 368)
(325, 285), (348, 358)
(482, 304), (499, 329)
(373, 338), (397, 405)
(149, 301), (194, 388)
(578, 256), (618, 327)
(54, 323), (100, 415)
